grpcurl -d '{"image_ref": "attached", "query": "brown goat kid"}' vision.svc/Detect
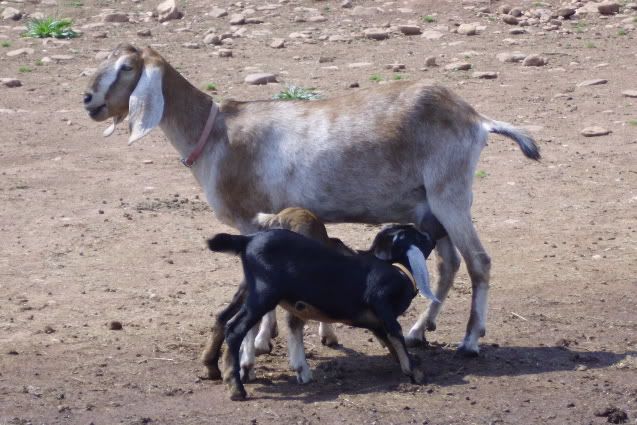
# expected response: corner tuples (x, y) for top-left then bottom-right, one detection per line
(83, 44), (540, 359)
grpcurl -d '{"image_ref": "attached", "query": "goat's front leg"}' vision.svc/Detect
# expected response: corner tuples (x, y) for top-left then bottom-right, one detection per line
(286, 312), (313, 383)
(201, 283), (247, 380)
(254, 310), (277, 355)
(318, 322), (338, 347)
(406, 236), (460, 347)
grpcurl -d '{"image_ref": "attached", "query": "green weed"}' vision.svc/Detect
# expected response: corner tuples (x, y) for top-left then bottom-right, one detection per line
(272, 85), (320, 101)
(24, 17), (78, 39)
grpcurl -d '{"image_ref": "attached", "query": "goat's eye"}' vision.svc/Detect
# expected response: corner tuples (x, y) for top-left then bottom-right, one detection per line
(121, 64), (133, 72)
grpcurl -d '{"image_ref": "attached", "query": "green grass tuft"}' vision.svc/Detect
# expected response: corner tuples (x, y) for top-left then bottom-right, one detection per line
(272, 85), (320, 101)
(475, 170), (488, 179)
(35, 59), (44, 66)
(393, 74), (404, 81)
(585, 42), (596, 48)
(617, 28), (627, 36)
(19, 66), (32, 73)
(68, 0), (83, 6)
(1, 41), (10, 48)
(205, 83), (217, 91)
(24, 17), (78, 39)
(628, 119), (637, 126)
(369, 74), (383, 83)
(422, 15), (436, 23)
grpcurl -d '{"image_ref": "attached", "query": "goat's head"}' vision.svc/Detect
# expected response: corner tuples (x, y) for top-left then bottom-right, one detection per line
(83, 44), (165, 144)
(368, 224), (440, 303)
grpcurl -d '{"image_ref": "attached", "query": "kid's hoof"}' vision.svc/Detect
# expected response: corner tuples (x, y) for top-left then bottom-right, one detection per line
(202, 365), (222, 381)
(229, 387), (247, 401)
(425, 320), (437, 332)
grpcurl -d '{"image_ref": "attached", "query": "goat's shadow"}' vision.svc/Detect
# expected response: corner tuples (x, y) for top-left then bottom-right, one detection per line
(249, 343), (635, 403)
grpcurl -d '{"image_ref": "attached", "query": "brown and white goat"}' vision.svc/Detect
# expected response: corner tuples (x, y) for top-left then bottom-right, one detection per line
(83, 44), (540, 358)
(201, 207), (356, 382)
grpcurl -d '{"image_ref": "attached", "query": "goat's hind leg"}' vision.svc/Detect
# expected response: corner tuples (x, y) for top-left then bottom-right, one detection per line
(318, 322), (338, 347)
(254, 310), (277, 355)
(286, 312), (313, 383)
(406, 236), (460, 347)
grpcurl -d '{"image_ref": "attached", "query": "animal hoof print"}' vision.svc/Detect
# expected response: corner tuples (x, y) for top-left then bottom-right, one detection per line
(456, 345), (480, 358)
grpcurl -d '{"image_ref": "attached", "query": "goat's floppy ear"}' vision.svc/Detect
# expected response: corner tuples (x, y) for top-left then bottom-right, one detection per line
(128, 64), (165, 145)
(406, 246), (440, 303)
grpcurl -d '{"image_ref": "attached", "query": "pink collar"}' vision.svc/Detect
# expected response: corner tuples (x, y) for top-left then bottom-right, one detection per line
(181, 103), (218, 167)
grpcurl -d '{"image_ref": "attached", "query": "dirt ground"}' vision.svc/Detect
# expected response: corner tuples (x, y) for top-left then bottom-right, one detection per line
(1, 0), (636, 424)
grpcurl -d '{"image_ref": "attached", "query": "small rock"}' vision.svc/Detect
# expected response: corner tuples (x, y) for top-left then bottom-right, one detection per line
(351, 6), (377, 16)
(496, 52), (527, 63)
(598, 2), (620, 15)
(142, 159), (153, 164)
(457, 23), (477, 35)
(522, 54), (547, 66)
(109, 321), (123, 330)
(594, 406), (628, 424)
(103, 12), (129, 23)
(445, 62), (471, 71)
(203, 33), (221, 45)
(557, 7), (576, 18)
(95, 51), (110, 61)
(577, 79), (608, 87)
(424, 56), (437, 67)
(581, 126), (611, 137)
(397, 25), (422, 35)
(364, 28), (389, 40)
(509, 7), (523, 17)
(218, 49), (232, 57)
(229, 13), (245, 25)
(1, 78), (22, 88)
(156, 0), (182, 23)
(182, 42), (199, 49)
(44, 325), (55, 334)
(472, 71), (498, 79)
(386, 63), (405, 71)
(270, 38), (285, 48)
(308, 15), (327, 23)
(244, 73), (277, 85)
(6, 48), (34, 57)
(137, 28), (152, 37)
(51, 54), (74, 62)
(245, 17), (264, 24)
(499, 4), (512, 14)
(210, 7), (227, 18)
(621, 90), (637, 98)
(91, 31), (108, 39)
(422, 30), (443, 40)
(502, 15), (519, 25)
(347, 62), (372, 68)
(509, 28), (527, 35)
(348, 82), (359, 88)
(341, 0), (353, 8)
(2, 7), (22, 20)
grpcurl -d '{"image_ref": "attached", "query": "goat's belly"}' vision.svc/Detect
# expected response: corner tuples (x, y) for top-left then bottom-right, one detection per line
(279, 301), (354, 325)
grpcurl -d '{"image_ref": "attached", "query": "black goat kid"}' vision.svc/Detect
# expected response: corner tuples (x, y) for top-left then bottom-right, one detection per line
(208, 225), (439, 400)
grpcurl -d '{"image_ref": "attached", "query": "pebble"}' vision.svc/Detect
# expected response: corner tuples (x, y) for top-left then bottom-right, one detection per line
(445, 62), (471, 71)
(422, 30), (444, 40)
(137, 28), (151, 37)
(109, 321), (123, 330)
(245, 17), (263, 24)
(577, 79), (608, 87)
(424, 56), (437, 67)
(95, 51), (110, 61)
(244, 73), (277, 85)
(347, 62), (372, 68)
(203, 33), (221, 45)
(557, 7), (576, 18)
(182, 42), (199, 49)
(218, 49), (232, 57)
(597, 1), (620, 15)
(1, 78), (22, 88)
(103, 12), (129, 23)
(509, 7), (523, 17)
(229, 13), (245, 25)
(580, 126), (611, 137)
(364, 28), (389, 40)
(270, 38), (285, 48)
(341, 0), (352, 8)
(472, 71), (498, 79)
(308, 15), (327, 23)
(522, 54), (547, 66)
(91, 31), (108, 39)
(156, 0), (182, 23)
(397, 25), (421, 35)
(2, 7), (22, 20)
(351, 6), (377, 16)
(6, 48), (34, 57)
(508, 28), (527, 35)
(50, 54), (74, 62)
(210, 7), (227, 18)
(457, 23), (477, 35)
(496, 52), (527, 63)
(502, 15), (519, 25)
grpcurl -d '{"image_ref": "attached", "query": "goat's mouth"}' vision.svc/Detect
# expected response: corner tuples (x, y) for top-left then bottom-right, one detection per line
(86, 104), (107, 120)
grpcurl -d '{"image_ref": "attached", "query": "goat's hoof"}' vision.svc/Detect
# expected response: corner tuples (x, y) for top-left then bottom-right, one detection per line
(202, 365), (222, 381)
(321, 336), (339, 347)
(425, 320), (437, 332)
(254, 341), (273, 356)
(409, 369), (427, 385)
(456, 345), (480, 358)
(228, 386), (247, 401)
(405, 335), (427, 349)
(479, 329), (486, 338)
(295, 367), (313, 384)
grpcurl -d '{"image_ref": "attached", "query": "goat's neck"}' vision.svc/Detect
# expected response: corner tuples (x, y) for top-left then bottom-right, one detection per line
(158, 62), (217, 161)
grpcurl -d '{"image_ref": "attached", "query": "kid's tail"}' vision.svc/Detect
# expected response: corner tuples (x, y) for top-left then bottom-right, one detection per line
(482, 117), (541, 161)
(207, 233), (250, 255)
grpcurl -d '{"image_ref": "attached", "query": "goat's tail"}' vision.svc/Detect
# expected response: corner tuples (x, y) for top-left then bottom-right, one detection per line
(207, 233), (250, 255)
(481, 117), (541, 161)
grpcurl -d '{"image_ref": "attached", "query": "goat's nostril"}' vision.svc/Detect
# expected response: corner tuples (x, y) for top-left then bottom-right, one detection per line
(83, 93), (93, 104)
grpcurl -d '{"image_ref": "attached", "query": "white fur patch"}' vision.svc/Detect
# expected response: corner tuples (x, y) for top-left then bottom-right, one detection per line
(407, 246), (440, 303)
(128, 65), (165, 145)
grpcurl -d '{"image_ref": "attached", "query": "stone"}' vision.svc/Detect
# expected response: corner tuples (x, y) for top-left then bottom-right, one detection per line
(472, 71), (498, 79)
(347, 62), (372, 68)
(308, 15), (327, 23)
(351, 6), (377, 16)
(182, 42), (199, 49)
(245, 17), (264, 24)
(341, 0), (352, 8)
(445, 62), (471, 71)
(2, 7), (22, 20)
(509, 28), (527, 35)
(424, 56), (437, 67)
(577, 79), (608, 87)
(457, 23), (477, 35)
(499, 4), (512, 14)
(218, 49), (232, 57)
(557, 7), (576, 18)
(1, 78), (22, 87)
(156, 0), (182, 23)
(397, 25), (421, 35)
(364, 28), (389, 40)
(244, 73), (277, 85)
(509, 7), (523, 17)
(497, 52), (526, 63)
(137, 28), (152, 37)
(622, 90), (637, 98)
(103, 13), (129, 23)
(502, 15), (519, 25)
(229, 13), (245, 25)
(522, 54), (547, 66)
(95, 51), (110, 61)
(597, 2), (620, 15)
(50, 54), (74, 62)
(91, 32), (108, 39)
(581, 126), (611, 137)
(210, 7), (227, 18)
(270, 38), (285, 48)
(422, 30), (443, 40)
(203, 33), (221, 45)
(109, 321), (123, 330)
(328, 34), (351, 42)
(6, 48), (34, 57)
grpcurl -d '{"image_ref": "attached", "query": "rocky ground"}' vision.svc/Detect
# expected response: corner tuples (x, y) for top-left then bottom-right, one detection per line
(1, 0), (636, 424)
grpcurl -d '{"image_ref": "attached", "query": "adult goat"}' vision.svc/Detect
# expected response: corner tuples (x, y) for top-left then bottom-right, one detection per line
(83, 44), (540, 361)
